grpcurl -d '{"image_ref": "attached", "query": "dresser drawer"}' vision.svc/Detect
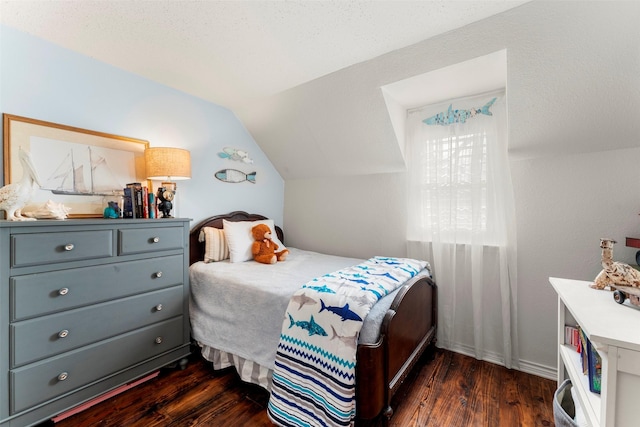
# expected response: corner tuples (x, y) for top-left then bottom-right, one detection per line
(11, 255), (184, 321)
(118, 227), (183, 255)
(11, 286), (184, 367)
(11, 230), (113, 267)
(10, 317), (184, 414)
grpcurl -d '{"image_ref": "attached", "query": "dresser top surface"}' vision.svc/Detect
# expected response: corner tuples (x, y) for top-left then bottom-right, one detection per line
(0, 218), (192, 228)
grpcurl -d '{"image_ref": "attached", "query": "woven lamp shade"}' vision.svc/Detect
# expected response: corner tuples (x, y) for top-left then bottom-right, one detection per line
(145, 147), (191, 180)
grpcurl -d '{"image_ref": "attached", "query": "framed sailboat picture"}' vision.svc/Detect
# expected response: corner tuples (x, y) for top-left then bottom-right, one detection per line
(3, 114), (149, 218)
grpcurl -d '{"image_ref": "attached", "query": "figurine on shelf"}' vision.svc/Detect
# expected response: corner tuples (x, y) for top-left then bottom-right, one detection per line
(103, 201), (121, 219)
(156, 186), (175, 218)
(592, 238), (640, 290)
(22, 200), (71, 220)
(0, 149), (42, 221)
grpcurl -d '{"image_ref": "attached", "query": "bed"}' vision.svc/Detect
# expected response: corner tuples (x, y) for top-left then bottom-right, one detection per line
(188, 211), (437, 422)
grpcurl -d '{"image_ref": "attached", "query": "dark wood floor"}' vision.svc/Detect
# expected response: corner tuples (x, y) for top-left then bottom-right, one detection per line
(40, 347), (556, 427)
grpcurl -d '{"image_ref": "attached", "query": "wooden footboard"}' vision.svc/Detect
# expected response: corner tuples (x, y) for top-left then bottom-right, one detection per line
(356, 274), (437, 420)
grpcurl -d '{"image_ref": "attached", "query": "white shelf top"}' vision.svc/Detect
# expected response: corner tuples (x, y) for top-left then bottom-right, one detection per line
(550, 277), (640, 352)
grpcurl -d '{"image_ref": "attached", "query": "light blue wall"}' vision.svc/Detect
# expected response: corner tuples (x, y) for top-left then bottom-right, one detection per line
(0, 25), (284, 227)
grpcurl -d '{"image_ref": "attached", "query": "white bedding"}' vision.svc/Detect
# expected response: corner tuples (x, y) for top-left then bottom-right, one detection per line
(189, 247), (429, 370)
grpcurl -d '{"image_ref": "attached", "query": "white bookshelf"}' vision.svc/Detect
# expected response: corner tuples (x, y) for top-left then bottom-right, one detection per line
(551, 277), (640, 427)
(558, 344), (600, 424)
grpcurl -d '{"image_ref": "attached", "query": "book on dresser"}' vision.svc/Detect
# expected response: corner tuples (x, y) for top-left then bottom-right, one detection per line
(123, 183), (156, 219)
(0, 218), (191, 427)
(123, 187), (135, 218)
(126, 182), (144, 218)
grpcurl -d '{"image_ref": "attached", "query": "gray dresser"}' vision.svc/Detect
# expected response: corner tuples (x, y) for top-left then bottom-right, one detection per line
(0, 218), (191, 427)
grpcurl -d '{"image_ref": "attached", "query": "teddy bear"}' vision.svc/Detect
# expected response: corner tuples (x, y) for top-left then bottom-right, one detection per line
(251, 223), (289, 264)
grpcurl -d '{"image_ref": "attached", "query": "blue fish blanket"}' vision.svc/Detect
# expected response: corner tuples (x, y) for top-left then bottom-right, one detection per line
(267, 256), (427, 426)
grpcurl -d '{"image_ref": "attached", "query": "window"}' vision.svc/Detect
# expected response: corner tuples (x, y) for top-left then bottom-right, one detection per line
(420, 131), (488, 235)
(406, 92), (507, 246)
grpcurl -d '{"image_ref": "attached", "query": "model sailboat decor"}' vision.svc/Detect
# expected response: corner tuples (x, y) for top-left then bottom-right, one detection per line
(45, 146), (123, 196)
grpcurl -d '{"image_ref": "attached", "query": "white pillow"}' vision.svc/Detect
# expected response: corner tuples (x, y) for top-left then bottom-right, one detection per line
(222, 219), (286, 263)
(199, 227), (229, 263)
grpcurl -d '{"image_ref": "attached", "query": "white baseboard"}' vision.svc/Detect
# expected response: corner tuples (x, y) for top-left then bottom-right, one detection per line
(435, 342), (557, 381)
(518, 358), (557, 381)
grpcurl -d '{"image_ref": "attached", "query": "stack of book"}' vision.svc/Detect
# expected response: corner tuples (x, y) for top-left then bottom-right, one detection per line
(122, 183), (158, 219)
(565, 325), (601, 394)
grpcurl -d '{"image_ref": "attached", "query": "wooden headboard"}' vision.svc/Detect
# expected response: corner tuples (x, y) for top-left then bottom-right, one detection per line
(189, 211), (285, 265)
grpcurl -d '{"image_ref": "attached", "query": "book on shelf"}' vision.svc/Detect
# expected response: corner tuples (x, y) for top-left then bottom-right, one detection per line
(564, 325), (581, 352)
(570, 325), (602, 394)
(578, 327), (589, 375)
(587, 340), (602, 394)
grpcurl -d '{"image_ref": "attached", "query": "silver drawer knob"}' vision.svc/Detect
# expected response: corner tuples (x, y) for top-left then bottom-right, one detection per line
(155, 271), (163, 278)
(58, 329), (69, 338)
(58, 372), (68, 381)
(64, 243), (74, 251)
(58, 288), (69, 296)
(155, 304), (163, 312)
(152, 237), (160, 243)
(155, 337), (163, 344)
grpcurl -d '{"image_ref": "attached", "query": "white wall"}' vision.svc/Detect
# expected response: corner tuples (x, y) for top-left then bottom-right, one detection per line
(0, 25), (284, 227)
(243, 1), (640, 377)
(284, 173), (407, 258)
(512, 147), (640, 371)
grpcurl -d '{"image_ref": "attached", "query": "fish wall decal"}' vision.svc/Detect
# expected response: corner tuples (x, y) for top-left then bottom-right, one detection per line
(214, 169), (256, 184)
(217, 147), (254, 164)
(423, 97), (497, 126)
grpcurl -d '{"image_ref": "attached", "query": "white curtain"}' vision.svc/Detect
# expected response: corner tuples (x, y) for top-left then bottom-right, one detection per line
(405, 92), (519, 369)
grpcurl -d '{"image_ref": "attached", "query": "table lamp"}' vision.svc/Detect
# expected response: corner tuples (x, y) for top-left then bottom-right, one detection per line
(144, 147), (191, 218)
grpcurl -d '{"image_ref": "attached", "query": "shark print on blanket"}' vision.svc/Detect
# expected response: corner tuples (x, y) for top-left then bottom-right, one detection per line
(290, 292), (317, 310)
(288, 314), (327, 337)
(319, 300), (363, 322)
(267, 256), (427, 427)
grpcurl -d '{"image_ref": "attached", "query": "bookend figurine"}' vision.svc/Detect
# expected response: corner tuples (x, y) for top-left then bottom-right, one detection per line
(591, 238), (640, 306)
(156, 186), (175, 218)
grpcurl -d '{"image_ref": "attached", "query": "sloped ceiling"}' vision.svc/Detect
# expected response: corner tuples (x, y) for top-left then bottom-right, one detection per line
(0, 0), (530, 180)
(0, 1), (527, 109)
